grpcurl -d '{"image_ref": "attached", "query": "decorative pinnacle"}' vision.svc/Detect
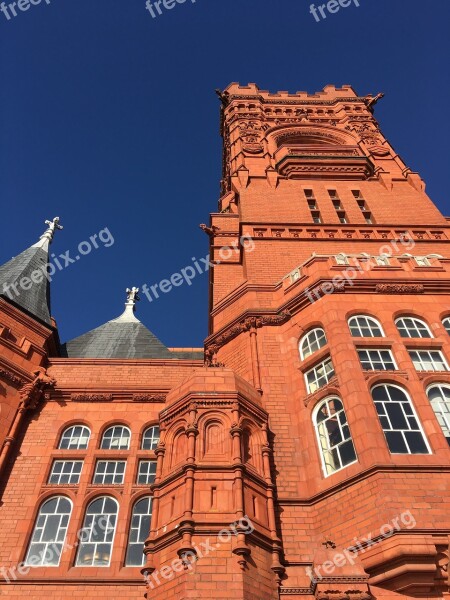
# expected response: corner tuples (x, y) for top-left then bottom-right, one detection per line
(40, 217), (63, 243)
(125, 287), (140, 308)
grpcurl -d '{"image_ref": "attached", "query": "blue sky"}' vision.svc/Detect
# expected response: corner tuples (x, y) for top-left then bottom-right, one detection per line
(1, 0), (449, 347)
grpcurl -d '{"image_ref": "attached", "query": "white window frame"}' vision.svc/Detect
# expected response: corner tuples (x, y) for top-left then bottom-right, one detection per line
(371, 384), (430, 454)
(299, 328), (327, 360)
(426, 384), (450, 445)
(305, 356), (335, 394)
(59, 425), (91, 450)
(101, 426), (131, 450)
(93, 461), (126, 485)
(313, 397), (357, 477)
(395, 316), (432, 339)
(348, 315), (384, 338)
(442, 317), (450, 336)
(408, 349), (449, 372)
(137, 460), (157, 485)
(125, 497), (153, 567)
(48, 461), (83, 485)
(142, 426), (160, 450)
(75, 497), (119, 567)
(357, 348), (397, 371)
(25, 496), (73, 567)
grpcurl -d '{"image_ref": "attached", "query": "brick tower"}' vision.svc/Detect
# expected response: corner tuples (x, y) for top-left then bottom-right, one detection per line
(0, 84), (449, 600)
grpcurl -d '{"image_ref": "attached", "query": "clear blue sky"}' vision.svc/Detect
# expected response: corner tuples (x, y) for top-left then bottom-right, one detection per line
(1, 0), (449, 347)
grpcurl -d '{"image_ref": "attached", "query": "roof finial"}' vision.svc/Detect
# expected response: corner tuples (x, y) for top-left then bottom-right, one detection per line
(40, 217), (63, 243)
(126, 287), (140, 308)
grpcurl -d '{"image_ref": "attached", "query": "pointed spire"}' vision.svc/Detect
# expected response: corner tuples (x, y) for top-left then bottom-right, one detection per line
(0, 217), (63, 325)
(32, 217), (64, 249)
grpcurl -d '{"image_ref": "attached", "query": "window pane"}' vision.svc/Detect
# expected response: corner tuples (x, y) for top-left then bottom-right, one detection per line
(59, 426), (91, 450)
(126, 498), (153, 566)
(76, 497), (118, 567)
(314, 398), (357, 476)
(372, 385), (429, 455)
(25, 497), (72, 567)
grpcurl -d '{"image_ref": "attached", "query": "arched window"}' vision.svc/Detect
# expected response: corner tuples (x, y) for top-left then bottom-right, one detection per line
(101, 426), (131, 450)
(75, 497), (118, 566)
(371, 384), (429, 454)
(395, 316), (432, 338)
(125, 497), (153, 566)
(141, 426), (160, 450)
(348, 315), (384, 338)
(314, 398), (356, 476)
(442, 317), (450, 335)
(59, 425), (91, 450)
(25, 496), (72, 566)
(300, 328), (327, 360)
(427, 384), (450, 446)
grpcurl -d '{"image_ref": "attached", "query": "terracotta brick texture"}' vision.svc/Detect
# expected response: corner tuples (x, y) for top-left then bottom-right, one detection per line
(0, 83), (450, 600)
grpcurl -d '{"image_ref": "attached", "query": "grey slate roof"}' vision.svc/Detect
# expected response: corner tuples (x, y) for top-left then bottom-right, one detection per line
(62, 320), (176, 359)
(0, 242), (52, 325)
(61, 307), (204, 360)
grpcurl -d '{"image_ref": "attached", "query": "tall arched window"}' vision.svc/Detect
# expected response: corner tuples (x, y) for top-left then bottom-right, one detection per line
(395, 316), (432, 338)
(442, 317), (450, 335)
(59, 425), (91, 450)
(300, 328), (327, 360)
(141, 426), (160, 450)
(348, 315), (384, 338)
(101, 426), (131, 450)
(25, 496), (72, 566)
(427, 384), (450, 446)
(75, 497), (119, 566)
(371, 384), (429, 454)
(125, 497), (153, 566)
(314, 398), (357, 476)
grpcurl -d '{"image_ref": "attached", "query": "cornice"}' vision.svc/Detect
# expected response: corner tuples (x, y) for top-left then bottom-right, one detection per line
(46, 388), (170, 404)
(48, 358), (203, 367)
(277, 464), (450, 507)
(0, 356), (34, 386)
(0, 298), (54, 336)
(208, 276), (450, 354)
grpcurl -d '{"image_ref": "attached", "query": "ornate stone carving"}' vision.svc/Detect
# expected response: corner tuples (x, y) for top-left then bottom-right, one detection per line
(19, 370), (56, 410)
(0, 367), (26, 386)
(376, 284), (424, 294)
(71, 394), (113, 402)
(133, 394), (167, 403)
(205, 312), (291, 364)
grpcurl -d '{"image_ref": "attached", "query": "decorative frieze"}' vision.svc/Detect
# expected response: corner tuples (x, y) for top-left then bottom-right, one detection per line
(376, 284), (424, 294)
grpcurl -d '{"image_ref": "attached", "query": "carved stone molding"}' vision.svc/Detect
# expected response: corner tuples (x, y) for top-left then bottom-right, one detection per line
(133, 393), (167, 403)
(316, 590), (371, 600)
(280, 587), (313, 595)
(376, 283), (424, 294)
(71, 394), (113, 402)
(205, 311), (291, 363)
(0, 367), (26, 387)
(19, 370), (56, 410)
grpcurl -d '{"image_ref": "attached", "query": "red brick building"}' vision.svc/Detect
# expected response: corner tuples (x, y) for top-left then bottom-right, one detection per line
(0, 83), (449, 600)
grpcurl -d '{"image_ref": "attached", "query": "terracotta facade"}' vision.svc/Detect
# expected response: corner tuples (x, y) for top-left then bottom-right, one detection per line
(0, 83), (449, 599)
